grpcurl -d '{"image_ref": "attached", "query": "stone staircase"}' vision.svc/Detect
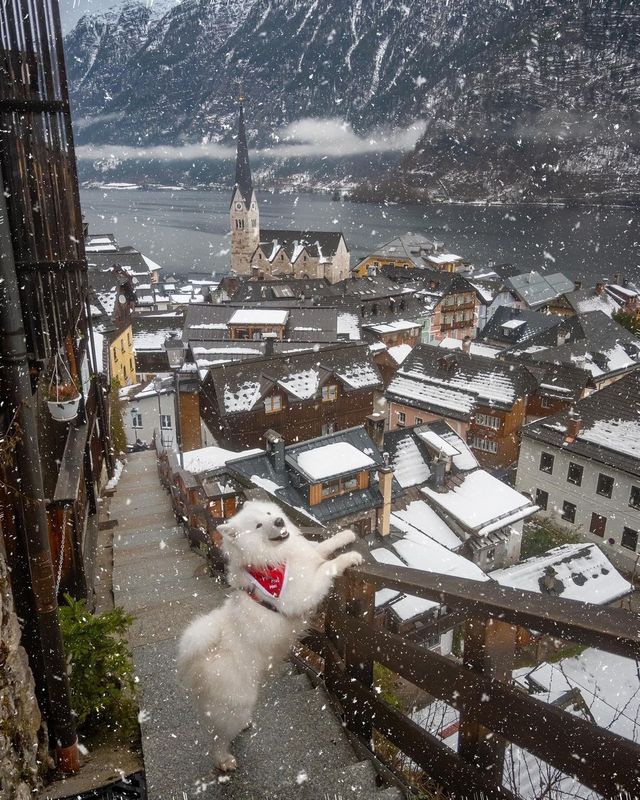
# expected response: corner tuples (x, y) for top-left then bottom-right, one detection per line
(111, 452), (403, 800)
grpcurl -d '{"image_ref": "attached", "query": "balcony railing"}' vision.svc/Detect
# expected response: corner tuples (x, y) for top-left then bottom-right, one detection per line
(297, 564), (640, 799)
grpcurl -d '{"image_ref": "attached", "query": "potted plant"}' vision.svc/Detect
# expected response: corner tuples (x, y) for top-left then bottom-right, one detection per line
(47, 354), (81, 422)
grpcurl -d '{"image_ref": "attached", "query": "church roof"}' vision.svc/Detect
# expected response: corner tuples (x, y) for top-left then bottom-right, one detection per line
(234, 104), (253, 208)
(258, 229), (346, 263)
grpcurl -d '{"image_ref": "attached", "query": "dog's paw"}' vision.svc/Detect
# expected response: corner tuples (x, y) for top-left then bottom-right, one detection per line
(337, 529), (357, 546)
(336, 551), (364, 574)
(216, 754), (237, 773)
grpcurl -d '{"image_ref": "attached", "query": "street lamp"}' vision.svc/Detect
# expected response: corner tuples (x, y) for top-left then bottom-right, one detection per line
(164, 335), (187, 468)
(153, 375), (164, 449)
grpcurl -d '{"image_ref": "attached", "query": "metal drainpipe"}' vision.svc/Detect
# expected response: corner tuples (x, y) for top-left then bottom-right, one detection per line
(85, 298), (115, 478)
(175, 369), (183, 468)
(0, 164), (79, 773)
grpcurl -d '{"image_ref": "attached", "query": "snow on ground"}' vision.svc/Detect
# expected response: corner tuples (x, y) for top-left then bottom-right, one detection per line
(105, 460), (124, 491)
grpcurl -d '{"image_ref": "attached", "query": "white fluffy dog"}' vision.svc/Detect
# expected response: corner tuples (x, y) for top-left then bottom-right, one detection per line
(177, 500), (363, 772)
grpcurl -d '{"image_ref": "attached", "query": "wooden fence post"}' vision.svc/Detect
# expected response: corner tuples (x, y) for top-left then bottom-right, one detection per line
(458, 615), (517, 785)
(343, 572), (376, 742)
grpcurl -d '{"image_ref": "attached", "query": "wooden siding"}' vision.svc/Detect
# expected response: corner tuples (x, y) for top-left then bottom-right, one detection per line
(201, 385), (377, 449)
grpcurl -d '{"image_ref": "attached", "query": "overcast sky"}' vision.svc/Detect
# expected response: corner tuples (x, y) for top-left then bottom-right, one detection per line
(58, 0), (180, 32)
(58, 0), (103, 32)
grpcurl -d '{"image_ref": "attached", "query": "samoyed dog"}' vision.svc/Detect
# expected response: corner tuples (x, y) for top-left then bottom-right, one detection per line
(177, 500), (363, 772)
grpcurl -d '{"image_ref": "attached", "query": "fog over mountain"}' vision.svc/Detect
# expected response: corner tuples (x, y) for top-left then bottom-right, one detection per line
(65, 0), (640, 204)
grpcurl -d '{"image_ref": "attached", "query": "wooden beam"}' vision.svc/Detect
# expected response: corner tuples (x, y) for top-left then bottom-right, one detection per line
(349, 564), (640, 659)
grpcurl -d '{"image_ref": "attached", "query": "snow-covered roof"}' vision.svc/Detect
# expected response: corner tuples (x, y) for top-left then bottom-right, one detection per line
(501, 318), (527, 330)
(365, 319), (421, 335)
(388, 374), (476, 417)
(278, 369), (320, 400)
(391, 500), (461, 551)
(438, 337), (501, 359)
(579, 418), (640, 461)
(426, 253), (462, 264)
(228, 309), (289, 326)
(415, 428), (461, 458)
(182, 445), (264, 475)
(223, 380), (262, 413)
(335, 362), (380, 390)
(295, 442), (374, 480)
(141, 253), (163, 274)
(389, 436), (431, 488)
(388, 343), (413, 365)
(491, 543), (631, 605)
(337, 312), (361, 341)
(422, 470), (536, 535)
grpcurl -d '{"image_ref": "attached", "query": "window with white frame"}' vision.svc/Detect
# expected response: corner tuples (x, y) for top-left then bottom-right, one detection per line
(265, 395), (283, 414)
(469, 435), (498, 454)
(132, 413), (143, 429)
(321, 384), (338, 402)
(160, 414), (172, 429)
(397, 411), (406, 427)
(475, 413), (501, 430)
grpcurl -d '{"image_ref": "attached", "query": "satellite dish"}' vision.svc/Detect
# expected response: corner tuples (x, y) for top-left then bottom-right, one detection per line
(118, 293), (127, 304)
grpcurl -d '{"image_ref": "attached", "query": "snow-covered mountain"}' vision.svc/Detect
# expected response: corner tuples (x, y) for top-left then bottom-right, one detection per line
(65, 0), (640, 203)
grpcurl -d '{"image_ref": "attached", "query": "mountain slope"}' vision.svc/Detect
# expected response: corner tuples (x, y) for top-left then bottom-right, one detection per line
(65, 0), (640, 203)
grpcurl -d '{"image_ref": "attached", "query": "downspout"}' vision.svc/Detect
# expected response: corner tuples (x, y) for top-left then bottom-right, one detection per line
(0, 164), (79, 773)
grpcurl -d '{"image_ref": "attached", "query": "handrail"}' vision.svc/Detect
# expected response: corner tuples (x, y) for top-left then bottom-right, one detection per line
(301, 564), (640, 799)
(350, 563), (640, 659)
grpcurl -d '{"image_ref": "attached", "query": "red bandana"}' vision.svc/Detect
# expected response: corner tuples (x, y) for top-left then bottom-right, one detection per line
(245, 563), (288, 603)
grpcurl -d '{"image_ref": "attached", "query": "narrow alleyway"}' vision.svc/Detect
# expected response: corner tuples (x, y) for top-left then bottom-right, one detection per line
(112, 451), (402, 800)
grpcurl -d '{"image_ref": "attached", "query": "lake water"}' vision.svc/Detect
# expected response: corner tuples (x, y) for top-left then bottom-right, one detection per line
(79, 188), (640, 285)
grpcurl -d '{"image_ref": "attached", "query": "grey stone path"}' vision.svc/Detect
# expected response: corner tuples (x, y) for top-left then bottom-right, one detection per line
(112, 451), (402, 800)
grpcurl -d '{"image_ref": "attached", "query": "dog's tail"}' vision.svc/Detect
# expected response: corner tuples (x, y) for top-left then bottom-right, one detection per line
(177, 610), (222, 670)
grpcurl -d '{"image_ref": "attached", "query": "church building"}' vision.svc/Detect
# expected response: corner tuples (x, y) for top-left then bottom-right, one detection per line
(230, 105), (350, 284)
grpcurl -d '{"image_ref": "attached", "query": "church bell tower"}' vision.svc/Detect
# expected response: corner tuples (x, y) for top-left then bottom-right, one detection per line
(230, 99), (260, 274)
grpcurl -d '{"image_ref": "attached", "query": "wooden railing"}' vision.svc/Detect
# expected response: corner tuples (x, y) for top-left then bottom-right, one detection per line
(299, 564), (640, 800)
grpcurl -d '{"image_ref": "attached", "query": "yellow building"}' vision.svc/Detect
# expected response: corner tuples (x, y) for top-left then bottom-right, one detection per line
(108, 324), (136, 387)
(352, 233), (450, 278)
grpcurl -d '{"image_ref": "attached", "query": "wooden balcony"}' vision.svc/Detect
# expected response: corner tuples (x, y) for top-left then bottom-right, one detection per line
(297, 564), (640, 799)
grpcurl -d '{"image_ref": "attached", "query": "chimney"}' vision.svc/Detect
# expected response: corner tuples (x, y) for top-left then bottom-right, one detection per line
(432, 455), (446, 492)
(574, 280), (582, 291)
(594, 281), (605, 296)
(263, 331), (277, 356)
(377, 452), (393, 537)
(564, 411), (582, 443)
(264, 429), (285, 471)
(461, 335), (472, 354)
(365, 411), (385, 450)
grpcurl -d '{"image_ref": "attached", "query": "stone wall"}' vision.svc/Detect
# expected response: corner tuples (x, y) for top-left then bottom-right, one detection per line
(0, 548), (48, 800)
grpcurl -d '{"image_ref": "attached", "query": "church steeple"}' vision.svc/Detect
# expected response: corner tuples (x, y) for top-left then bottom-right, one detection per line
(235, 102), (254, 209)
(230, 96), (260, 274)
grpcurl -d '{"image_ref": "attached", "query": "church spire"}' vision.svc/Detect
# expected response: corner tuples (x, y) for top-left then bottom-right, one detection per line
(235, 97), (254, 209)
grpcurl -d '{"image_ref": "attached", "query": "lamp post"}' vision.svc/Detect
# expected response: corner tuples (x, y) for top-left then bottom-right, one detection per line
(153, 375), (164, 449)
(164, 335), (187, 468)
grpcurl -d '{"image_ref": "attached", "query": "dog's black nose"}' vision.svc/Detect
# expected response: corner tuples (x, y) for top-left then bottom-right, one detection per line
(273, 517), (285, 528)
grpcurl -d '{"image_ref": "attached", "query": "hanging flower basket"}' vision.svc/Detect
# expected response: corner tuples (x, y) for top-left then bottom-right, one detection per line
(47, 354), (81, 422)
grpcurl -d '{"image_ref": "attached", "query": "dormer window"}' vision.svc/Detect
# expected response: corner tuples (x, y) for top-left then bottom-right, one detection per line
(264, 395), (282, 414)
(322, 384), (337, 402)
